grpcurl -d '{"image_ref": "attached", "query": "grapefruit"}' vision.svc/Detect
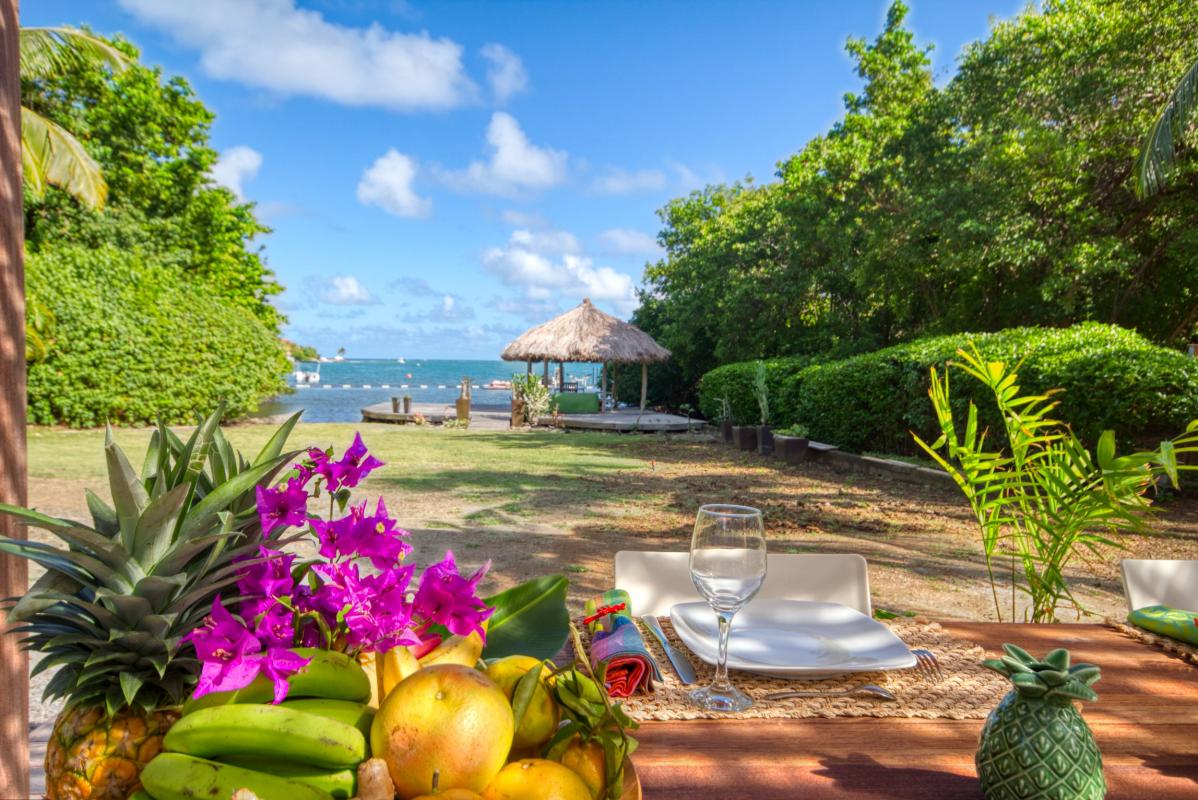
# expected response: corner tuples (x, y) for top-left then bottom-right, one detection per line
(482, 759), (593, 800)
(372, 664), (514, 799)
(484, 656), (560, 749)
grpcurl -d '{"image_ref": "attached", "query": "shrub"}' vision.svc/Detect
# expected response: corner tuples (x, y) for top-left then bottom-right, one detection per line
(26, 246), (288, 427)
(697, 356), (818, 424)
(700, 324), (1198, 453)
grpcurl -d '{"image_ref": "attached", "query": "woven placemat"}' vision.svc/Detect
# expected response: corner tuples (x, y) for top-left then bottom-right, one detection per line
(1104, 617), (1198, 667)
(575, 617), (1009, 721)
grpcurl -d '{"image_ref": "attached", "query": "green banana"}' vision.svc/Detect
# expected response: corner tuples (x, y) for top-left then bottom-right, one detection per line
(219, 755), (357, 799)
(140, 752), (332, 800)
(281, 698), (376, 739)
(182, 648), (371, 714)
(165, 704), (367, 769)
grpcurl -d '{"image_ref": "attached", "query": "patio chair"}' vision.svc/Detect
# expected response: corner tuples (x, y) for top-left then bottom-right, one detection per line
(1121, 558), (1198, 612)
(614, 550), (871, 617)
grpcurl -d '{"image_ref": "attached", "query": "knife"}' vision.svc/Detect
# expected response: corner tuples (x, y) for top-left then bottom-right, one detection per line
(640, 614), (697, 684)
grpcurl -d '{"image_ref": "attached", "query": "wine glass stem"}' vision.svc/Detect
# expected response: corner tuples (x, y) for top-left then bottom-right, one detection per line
(713, 609), (735, 689)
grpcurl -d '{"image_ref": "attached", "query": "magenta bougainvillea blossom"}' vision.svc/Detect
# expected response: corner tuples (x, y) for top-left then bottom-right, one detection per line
(185, 433), (493, 704)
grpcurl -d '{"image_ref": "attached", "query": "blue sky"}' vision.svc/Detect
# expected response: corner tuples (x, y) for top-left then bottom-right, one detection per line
(27, 0), (1026, 359)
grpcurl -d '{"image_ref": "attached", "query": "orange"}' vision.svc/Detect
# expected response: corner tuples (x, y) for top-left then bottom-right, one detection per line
(413, 792), (484, 800)
(482, 759), (592, 800)
(484, 656), (560, 749)
(372, 664), (514, 800)
(559, 738), (606, 800)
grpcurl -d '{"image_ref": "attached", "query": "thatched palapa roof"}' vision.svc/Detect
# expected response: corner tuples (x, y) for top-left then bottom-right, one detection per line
(501, 298), (671, 364)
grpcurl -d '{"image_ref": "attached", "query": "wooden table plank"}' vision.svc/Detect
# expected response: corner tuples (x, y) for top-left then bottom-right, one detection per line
(631, 623), (1198, 799)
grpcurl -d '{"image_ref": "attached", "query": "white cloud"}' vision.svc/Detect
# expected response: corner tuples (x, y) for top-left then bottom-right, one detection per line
(437, 112), (567, 196)
(357, 150), (431, 218)
(500, 209), (548, 228)
(117, 0), (476, 111)
(589, 167), (666, 195)
(480, 43), (527, 104)
(320, 275), (378, 305)
(598, 228), (662, 256)
(483, 228), (636, 316)
(210, 145), (262, 199)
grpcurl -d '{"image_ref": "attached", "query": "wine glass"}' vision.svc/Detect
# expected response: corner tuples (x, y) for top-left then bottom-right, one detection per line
(688, 503), (767, 712)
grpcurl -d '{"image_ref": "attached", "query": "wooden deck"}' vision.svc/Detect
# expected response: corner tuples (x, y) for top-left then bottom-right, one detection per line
(631, 622), (1198, 798)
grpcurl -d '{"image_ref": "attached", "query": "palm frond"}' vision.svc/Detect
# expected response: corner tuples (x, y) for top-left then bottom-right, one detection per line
(1134, 56), (1198, 199)
(19, 26), (129, 81)
(21, 106), (107, 209)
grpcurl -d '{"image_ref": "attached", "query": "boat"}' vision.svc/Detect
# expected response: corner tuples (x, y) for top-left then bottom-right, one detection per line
(397, 357), (406, 364)
(483, 379), (512, 390)
(293, 362), (321, 385)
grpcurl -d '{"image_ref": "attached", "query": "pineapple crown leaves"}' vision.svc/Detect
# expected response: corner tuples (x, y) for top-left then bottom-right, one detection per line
(0, 406), (304, 715)
(983, 643), (1101, 704)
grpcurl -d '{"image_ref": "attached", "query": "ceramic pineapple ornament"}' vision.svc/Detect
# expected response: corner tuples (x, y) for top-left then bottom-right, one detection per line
(976, 644), (1105, 800)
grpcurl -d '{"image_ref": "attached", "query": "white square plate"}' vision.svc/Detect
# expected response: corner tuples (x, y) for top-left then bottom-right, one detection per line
(670, 599), (916, 678)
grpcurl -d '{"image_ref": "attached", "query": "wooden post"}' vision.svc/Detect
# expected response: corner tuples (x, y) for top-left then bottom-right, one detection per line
(600, 363), (607, 411)
(0, 1), (29, 796)
(526, 359), (531, 375)
(542, 359), (548, 387)
(557, 362), (563, 391)
(640, 363), (648, 410)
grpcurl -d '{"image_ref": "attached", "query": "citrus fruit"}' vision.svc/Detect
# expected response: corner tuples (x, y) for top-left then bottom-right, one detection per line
(372, 664), (514, 799)
(559, 738), (606, 800)
(413, 791), (484, 800)
(484, 655), (560, 749)
(482, 759), (593, 800)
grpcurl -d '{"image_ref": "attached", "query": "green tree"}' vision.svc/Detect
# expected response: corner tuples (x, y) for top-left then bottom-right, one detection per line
(23, 33), (283, 330)
(1134, 56), (1198, 198)
(20, 26), (128, 208)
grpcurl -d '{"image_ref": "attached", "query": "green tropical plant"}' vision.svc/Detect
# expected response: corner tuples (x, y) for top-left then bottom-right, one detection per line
(1134, 56), (1198, 198)
(511, 373), (551, 426)
(0, 406), (301, 799)
(481, 574), (569, 660)
(20, 26), (129, 208)
(913, 345), (1198, 623)
(752, 360), (770, 425)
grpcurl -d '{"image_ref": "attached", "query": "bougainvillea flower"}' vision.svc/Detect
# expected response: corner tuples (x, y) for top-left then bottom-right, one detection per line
(293, 447), (331, 485)
(259, 647), (312, 704)
(311, 499), (410, 568)
(256, 479), (309, 535)
(184, 598), (264, 699)
(334, 433), (385, 489)
(414, 551), (494, 638)
(252, 601), (297, 649)
(237, 546), (296, 600)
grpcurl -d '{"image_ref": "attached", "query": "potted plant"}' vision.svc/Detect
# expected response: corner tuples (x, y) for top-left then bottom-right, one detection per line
(752, 361), (772, 455)
(773, 423), (811, 464)
(715, 397), (734, 443)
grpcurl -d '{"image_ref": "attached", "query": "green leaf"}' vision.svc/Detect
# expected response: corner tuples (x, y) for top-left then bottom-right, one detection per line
(106, 428), (149, 552)
(482, 575), (570, 660)
(511, 662), (544, 730)
(119, 671), (144, 706)
(132, 483), (190, 568)
(253, 412), (302, 466)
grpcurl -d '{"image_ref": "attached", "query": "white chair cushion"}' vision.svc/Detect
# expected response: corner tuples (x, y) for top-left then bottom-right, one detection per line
(614, 551), (872, 617)
(1121, 559), (1198, 612)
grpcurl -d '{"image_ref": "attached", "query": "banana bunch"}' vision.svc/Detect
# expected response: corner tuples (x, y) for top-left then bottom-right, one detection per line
(138, 650), (374, 800)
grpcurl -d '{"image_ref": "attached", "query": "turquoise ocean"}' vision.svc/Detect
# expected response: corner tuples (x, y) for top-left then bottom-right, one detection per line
(257, 358), (603, 423)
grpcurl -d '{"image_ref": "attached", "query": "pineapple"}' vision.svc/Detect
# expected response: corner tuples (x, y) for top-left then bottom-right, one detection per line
(976, 644), (1105, 800)
(0, 407), (301, 800)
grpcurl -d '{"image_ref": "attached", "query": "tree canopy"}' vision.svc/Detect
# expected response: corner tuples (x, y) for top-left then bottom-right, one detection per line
(634, 0), (1198, 406)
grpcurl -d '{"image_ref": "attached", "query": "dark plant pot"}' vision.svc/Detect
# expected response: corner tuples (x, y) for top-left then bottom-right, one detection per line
(720, 420), (734, 443)
(774, 435), (810, 464)
(732, 425), (757, 451)
(757, 425), (774, 455)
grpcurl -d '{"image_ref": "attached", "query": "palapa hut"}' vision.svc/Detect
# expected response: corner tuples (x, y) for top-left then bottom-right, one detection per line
(501, 298), (671, 410)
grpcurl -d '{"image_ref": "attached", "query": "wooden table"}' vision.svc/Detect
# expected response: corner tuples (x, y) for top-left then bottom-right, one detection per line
(631, 623), (1198, 799)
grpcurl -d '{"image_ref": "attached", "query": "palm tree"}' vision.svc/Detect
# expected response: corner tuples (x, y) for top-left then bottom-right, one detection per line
(20, 27), (128, 209)
(1134, 56), (1198, 199)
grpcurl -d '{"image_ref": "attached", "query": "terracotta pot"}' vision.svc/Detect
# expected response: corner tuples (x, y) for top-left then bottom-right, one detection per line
(732, 425), (757, 451)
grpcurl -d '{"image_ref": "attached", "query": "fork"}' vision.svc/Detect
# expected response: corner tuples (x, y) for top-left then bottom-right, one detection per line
(764, 684), (896, 702)
(912, 648), (943, 683)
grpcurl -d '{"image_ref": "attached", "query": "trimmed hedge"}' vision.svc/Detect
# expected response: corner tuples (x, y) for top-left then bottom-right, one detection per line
(27, 246), (289, 427)
(697, 356), (820, 425)
(699, 324), (1198, 454)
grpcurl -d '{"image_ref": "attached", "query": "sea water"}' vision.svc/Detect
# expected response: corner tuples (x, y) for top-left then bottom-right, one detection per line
(257, 358), (604, 423)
